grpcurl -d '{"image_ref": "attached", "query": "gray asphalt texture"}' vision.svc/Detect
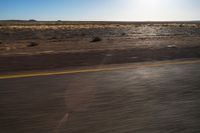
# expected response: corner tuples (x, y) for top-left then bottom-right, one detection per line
(1, 62), (200, 133)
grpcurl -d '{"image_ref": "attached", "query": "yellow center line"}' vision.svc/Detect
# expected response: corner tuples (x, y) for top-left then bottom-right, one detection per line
(0, 59), (200, 79)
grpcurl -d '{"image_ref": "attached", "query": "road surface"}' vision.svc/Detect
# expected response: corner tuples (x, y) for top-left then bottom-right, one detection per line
(1, 60), (200, 133)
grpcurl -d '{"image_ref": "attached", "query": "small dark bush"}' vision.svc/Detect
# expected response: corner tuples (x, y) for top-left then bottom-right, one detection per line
(50, 36), (57, 40)
(27, 42), (39, 47)
(179, 24), (184, 27)
(91, 37), (102, 42)
(121, 33), (126, 36)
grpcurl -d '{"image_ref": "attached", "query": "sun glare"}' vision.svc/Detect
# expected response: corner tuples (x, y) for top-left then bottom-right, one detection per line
(138, 0), (161, 11)
(140, 0), (161, 7)
(134, 0), (164, 20)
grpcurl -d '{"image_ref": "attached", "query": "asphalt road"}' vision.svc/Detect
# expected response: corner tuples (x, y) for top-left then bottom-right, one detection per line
(1, 60), (200, 133)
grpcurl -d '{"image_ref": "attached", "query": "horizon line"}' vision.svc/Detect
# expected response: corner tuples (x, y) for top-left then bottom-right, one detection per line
(1, 19), (200, 22)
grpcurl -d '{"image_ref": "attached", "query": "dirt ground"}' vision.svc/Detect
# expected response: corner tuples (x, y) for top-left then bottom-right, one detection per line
(0, 22), (200, 56)
(0, 21), (200, 72)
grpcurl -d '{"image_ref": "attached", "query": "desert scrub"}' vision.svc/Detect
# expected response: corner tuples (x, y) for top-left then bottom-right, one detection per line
(91, 37), (102, 42)
(179, 24), (184, 27)
(49, 36), (58, 40)
(27, 42), (39, 47)
(121, 33), (126, 36)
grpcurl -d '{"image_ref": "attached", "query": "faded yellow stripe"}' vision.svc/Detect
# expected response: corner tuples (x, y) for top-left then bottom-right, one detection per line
(0, 59), (200, 79)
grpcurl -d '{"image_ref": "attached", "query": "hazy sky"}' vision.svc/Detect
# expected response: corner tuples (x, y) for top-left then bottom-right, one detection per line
(0, 0), (200, 21)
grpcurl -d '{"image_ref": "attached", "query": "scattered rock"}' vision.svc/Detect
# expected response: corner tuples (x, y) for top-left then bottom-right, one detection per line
(6, 47), (11, 51)
(105, 54), (113, 57)
(167, 45), (177, 49)
(131, 57), (138, 59)
(91, 37), (102, 42)
(27, 42), (39, 47)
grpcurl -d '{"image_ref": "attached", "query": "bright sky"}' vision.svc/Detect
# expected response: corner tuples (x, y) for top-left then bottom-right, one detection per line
(0, 0), (200, 21)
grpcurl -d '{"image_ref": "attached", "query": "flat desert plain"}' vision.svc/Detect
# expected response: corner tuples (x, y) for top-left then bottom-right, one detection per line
(0, 21), (200, 72)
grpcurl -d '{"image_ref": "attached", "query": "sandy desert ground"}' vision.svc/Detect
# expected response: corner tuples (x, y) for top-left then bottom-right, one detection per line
(0, 21), (200, 55)
(0, 21), (200, 72)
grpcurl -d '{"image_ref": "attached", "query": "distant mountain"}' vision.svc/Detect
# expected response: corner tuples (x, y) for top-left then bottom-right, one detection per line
(0, 20), (200, 24)
(0, 20), (37, 22)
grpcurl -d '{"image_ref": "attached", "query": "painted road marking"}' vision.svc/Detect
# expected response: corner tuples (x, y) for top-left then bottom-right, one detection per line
(0, 59), (200, 79)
